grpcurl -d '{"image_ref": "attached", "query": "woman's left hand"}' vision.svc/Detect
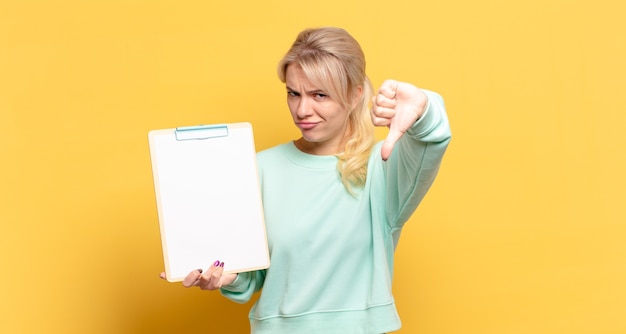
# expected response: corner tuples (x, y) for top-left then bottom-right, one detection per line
(371, 80), (428, 160)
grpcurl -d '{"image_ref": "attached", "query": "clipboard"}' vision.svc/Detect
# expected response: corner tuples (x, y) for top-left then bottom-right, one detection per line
(148, 122), (269, 282)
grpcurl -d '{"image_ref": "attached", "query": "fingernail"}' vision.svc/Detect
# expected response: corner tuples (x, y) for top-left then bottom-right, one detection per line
(213, 260), (220, 266)
(219, 262), (224, 267)
(197, 269), (203, 273)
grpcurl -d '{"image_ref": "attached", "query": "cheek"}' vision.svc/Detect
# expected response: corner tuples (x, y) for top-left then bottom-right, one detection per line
(286, 101), (297, 117)
(329, 107), (350, 123)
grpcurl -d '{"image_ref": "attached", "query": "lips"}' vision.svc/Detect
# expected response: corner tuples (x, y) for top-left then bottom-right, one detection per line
(296, 122), (319, 130)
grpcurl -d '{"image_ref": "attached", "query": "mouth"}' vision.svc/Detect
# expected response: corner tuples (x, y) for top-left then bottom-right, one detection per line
(296, 122), (319, 130)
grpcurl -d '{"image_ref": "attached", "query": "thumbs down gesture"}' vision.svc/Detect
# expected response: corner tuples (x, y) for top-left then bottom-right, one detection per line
(371, 80), (429, 160)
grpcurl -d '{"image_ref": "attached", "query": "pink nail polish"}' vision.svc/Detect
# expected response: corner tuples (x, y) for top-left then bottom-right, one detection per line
(219, 262), (224, 267)
(213, 260), (220, 266)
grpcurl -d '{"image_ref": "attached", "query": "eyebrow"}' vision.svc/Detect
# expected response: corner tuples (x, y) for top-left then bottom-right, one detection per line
(286, 86), (326, 95)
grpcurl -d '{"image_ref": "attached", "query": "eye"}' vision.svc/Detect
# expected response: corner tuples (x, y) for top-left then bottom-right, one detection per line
(287, 90), (300, 97)
(311, 90), (330, 101)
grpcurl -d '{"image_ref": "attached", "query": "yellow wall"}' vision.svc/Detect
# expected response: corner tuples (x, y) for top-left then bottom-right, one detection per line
(1, 1), (624, 333)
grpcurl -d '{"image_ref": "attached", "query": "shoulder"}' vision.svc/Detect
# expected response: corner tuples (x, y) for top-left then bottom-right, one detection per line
(256, 142), (292, 167)
(257, 142), (290, 158)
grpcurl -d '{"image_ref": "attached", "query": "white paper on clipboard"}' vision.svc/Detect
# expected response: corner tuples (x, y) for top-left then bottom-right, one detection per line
(148, 122), (269, 282)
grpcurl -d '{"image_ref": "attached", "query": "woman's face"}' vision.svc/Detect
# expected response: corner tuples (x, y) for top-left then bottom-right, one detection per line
(285, 64), (350, 156)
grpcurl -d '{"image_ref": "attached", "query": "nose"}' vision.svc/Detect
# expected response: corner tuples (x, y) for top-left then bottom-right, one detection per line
(295, 96), (313, 119)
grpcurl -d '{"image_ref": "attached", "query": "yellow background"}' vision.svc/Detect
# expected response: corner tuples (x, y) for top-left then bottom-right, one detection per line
(1, 0), (624, 333)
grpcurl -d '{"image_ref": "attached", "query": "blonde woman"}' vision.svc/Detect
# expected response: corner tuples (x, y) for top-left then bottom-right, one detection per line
(162, 26), (451, 333)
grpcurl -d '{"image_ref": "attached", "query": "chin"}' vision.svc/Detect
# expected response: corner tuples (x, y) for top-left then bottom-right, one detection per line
(301, 135), (323, 144)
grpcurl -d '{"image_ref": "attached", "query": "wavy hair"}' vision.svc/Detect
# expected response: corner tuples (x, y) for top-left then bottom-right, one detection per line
(277, 27), (376, 194)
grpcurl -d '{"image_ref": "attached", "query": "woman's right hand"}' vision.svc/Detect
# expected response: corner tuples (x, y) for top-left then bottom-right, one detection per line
(159, 260), (238, 290)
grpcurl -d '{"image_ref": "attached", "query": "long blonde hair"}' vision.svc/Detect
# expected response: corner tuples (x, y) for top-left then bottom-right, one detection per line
(277, 27), (376, 194)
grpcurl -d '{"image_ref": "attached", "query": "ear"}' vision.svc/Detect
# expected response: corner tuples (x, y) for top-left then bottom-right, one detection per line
(351, 85), (363, 110)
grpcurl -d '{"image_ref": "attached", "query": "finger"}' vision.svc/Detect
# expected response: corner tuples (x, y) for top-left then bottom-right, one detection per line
(381, 129), (403, 161)
(199, 261), (224, 290)
(371, 105), (395, 119)
(373, 92), (397, 109)
(182, 269), (203, 287)
(378, 80), (398, 99)
(159, 272), (166, 280)
(370, 97), (395, 126)
(371, 114), (391, 127)
(212, 262), (225, 288)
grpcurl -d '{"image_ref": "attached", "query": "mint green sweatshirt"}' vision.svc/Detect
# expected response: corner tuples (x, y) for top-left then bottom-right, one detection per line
(221, 90), (451, 333)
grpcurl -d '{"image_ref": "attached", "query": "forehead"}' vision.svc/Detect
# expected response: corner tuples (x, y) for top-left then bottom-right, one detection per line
(285, 62), (347, 100)
(285, 64), (312, 85)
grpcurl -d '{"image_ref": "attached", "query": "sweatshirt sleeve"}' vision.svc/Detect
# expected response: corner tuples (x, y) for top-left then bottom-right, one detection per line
(219, 269), (266, 304)
(384, 89), (451, 230)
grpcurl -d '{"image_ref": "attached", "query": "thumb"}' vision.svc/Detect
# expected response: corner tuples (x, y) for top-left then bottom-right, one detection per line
(381, 128), (403, 161)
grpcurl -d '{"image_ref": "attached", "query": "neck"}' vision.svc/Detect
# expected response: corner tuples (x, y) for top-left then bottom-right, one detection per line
(293, 137), (345, 156)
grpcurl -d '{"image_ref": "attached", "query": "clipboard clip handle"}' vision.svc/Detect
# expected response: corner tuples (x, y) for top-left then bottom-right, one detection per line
(175, 124), (229, 141)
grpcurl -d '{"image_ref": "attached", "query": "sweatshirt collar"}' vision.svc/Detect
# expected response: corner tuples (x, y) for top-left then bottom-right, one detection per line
(283, 141), (338, 169)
